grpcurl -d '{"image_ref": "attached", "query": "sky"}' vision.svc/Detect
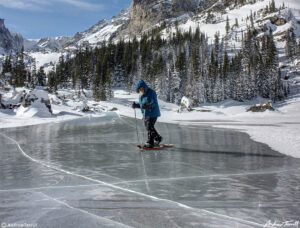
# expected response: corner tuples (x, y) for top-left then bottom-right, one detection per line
(0, 0), (131, 39)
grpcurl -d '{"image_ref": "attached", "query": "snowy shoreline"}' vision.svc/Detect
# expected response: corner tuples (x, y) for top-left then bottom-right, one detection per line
(1, 89), (300, 159)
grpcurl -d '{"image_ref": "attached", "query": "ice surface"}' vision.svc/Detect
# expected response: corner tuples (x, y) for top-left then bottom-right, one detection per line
(0, 113), (299, 227)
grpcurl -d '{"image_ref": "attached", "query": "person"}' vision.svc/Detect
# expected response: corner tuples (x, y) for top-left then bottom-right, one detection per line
(132, 80), (163, 148)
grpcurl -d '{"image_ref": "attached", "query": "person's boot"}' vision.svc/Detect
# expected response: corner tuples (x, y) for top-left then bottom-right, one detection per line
(154, 136), (163, 145)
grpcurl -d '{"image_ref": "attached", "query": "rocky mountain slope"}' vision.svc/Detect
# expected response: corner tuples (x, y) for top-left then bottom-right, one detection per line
(1, 0), (203, 55)
(0, 0), (299, 73)
(0, 19), (23, 54)
(24, 36), (72, 52)
(128, 0), (199, 34)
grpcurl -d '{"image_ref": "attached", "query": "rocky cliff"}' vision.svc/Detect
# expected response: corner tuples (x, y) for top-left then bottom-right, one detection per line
(129, 0), (199, 33)
(0, 19), (23, 53)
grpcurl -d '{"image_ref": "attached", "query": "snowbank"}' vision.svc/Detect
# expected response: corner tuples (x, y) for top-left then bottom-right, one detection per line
(103, 91), (300, 159)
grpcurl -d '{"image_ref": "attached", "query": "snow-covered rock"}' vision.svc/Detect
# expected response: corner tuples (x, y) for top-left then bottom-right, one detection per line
(246, 100), (274, 112)
(74, 100), (90, 112)
(20, 88), (52, 116)
(0, 87), (53, 117)
(179, 96), (193, 112)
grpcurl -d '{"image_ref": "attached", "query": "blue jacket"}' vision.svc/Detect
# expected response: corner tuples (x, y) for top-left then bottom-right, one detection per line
(136, 80), (161, 119)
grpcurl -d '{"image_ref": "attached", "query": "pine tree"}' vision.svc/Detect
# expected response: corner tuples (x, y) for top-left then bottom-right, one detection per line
(93, 56), (102, 101)
(48, 25), (285, 105)
(56, 55), (65, 87)
(252, 40), (261, 95)
(235, 18), (239, 28)
(223, 50), (229, 79)
(250, 10), (254, 28)
(214, 32), (220, 61)
(14, 46), (27, 87)
(114, 39), (125, 64)
(269, 0), (276, 13)
(266, 31), (281, 102)
(105, 68), (112, 100)
(122, 41), (132, 75)
(190, 42), (201, 103)
(238, 0), (245, 6)
(37, 66), (46, 86)
(235, 72), (244, 101)
(297, 39), (300, 57)
(2, 53), (12, 74)
(175, 44), (187, 100)
(285, 30), (291, 58)
(48, 66), (57, 91)
(276, 69), (284, 100)
(260, 34), (269, 98)
(31, 60), (37, 87)
(80, 54), (92, 90)
(153, 54), (165, 99)
(225, 16), (230, 35)
(153, 34), (163, 50)
(26, 71), (31, 88)
(285, 29), (297, 58)
(73, 58), (81, 90)
(264, 5), (269, 15)
(170, 60), (182, 105)
(206, 50), (216, 102)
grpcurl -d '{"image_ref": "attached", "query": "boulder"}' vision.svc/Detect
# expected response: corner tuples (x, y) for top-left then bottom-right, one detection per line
(179, 96), (193, 112)
(109, 107), (118, 111)
(20, 88), (53, 114)
(76, 100), (90, 112)
(82, 106), (90, 112)
(247, 100), (274, 112)
(269, 16), (286, 26)
(3, 86), (10, 91)
(20, 91), (38, 107)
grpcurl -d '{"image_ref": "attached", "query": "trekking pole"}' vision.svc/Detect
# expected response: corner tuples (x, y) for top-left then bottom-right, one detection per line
(142, 108), (146, 145)
(134, 108), (141, 145)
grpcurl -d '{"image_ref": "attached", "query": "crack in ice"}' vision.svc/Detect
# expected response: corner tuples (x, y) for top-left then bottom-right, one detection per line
(1, 133), (265, 228)
(0, 184), (104, 192)
(112, 168), (300, 185)
(38, 192), (132, 228)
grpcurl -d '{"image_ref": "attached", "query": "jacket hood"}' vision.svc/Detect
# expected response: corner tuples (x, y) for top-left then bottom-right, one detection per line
(135, 80), (149, 92)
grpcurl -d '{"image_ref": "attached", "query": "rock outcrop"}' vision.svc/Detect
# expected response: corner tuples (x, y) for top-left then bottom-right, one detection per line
(0, 19), (23, 53)
(20, 88), (53, 114)
(129, 0), (198, 34)
(247, 101), (274, 112)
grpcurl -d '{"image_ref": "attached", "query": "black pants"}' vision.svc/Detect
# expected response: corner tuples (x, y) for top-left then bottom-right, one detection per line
(144, 118), (161, 145)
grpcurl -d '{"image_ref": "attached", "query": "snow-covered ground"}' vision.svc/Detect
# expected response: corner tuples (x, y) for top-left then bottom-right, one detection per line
(104, 90), (300, 159)
(1, 87), (300, 159)
(27, 51), (68, 73)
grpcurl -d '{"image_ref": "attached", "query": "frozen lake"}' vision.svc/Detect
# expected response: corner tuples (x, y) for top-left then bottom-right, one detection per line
(0, 112), (299, 228)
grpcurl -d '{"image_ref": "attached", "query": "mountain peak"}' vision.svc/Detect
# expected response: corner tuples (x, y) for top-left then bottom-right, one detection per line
(0, 18), (5, 30)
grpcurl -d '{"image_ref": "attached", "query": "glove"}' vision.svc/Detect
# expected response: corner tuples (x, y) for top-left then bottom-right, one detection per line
(142, 102), (152, 110)
(132, 102), (140, 109)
